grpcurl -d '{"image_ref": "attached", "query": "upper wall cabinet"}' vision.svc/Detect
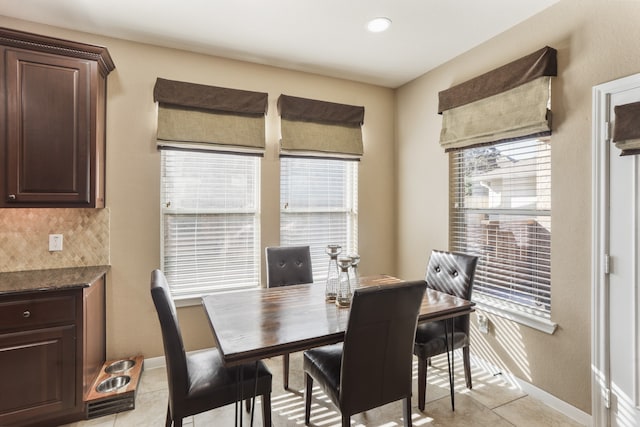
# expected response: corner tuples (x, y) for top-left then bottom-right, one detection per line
(0, 28), (115, 208)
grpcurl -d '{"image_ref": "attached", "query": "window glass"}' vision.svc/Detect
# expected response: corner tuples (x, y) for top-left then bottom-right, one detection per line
(451, 139), (551, 317)
(280, 157), (358, 282)
(161, 150), (260, 299)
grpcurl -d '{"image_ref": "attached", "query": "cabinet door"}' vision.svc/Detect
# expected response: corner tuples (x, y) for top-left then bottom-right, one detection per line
(0, 325), (77, 424)
(5, 49), (91, 205)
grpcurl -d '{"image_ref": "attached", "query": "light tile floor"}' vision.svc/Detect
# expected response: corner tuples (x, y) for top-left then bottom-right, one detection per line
(64, 353), (585, 427)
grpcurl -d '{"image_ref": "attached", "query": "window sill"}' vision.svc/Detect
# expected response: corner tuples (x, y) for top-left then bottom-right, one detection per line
(473, 294), (558, 335)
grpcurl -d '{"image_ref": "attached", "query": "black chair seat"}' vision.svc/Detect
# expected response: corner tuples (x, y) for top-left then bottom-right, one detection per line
(151, 269), (273, 427)
(303, 281), (427, 427)
(413, 321), (469, 360)
(413, 250), (478, 412)
(303, 343), (342, 403)
(185, 349), (272, 408)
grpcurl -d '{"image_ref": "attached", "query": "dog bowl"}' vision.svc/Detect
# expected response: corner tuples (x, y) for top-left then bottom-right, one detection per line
(105, 359), (136, 374)
(96, 375), (131, 393)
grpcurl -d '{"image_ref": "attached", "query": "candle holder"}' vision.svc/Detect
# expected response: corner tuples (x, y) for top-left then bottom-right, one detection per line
(336, 256), (353, 308)
(325, 245), (341, 301)
(348, 253), (360, 291)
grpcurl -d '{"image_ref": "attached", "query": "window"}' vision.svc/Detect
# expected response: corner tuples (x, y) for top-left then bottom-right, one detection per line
(161, 150), (260, 300)
(450, 138), (552, 322)
(280, 157), (358, 282)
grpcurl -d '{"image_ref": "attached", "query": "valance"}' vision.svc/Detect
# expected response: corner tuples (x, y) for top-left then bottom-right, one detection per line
(278, 95), (364, 158)
(438, 46), (557, 152)
(154, 78), (267, 153)
(154, 77), (267, 115)
(278, 95), (364, 125)
(613, 101), (640, 156)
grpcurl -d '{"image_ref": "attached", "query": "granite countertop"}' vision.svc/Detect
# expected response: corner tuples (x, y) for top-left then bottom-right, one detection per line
(0, 265), (110, 295)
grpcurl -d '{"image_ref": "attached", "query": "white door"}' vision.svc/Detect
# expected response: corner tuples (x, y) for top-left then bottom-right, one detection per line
(593, 74), (640, 427)
(608, 86), (640, 427)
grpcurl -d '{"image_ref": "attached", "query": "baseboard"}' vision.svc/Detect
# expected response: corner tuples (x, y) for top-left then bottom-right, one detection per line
(470, 355), (592, 426)
(142, 355), (166, 370)
(142, 349), (208, 371)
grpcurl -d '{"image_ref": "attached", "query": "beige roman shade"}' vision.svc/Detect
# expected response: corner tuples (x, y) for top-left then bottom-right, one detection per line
(278, 94), (364, 158)
(153, 78), (268, 153)
(613, 101), (640, 156)
(439, 46), (557, 152)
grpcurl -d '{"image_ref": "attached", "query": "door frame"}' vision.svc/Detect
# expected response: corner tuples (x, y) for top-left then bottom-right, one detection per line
(591, 72), (640, 426)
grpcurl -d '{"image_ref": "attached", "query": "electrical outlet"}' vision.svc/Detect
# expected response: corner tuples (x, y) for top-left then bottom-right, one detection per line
(478, 314), (489, 334)
(49, 234), (63, 252)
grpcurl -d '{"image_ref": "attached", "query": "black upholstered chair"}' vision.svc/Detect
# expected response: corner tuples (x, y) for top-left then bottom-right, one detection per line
(265, 245), (313, 287)
(413, 250), (478, 411)
(265, 245), (313, 389)
(303, 281), (427, 427)
(150, 269), (273, 427)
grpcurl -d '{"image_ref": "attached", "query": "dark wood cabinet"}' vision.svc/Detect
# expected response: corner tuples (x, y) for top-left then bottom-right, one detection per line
(0, 272), (106, 426)
(0, 27), (114, 207)
(0, 325), (77, 422)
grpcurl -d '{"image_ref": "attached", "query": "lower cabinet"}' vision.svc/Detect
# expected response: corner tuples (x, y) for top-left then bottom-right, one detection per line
(0, 277), (105, 426)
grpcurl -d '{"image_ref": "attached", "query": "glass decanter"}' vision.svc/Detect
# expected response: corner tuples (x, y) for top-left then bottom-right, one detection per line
(348, 253), (360, 292)
(336, 256), (353, 308)
(325, 244), (341, 301)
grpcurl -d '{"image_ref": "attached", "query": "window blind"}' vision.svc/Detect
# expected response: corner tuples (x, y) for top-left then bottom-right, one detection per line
(161, 150), (260, 299)
(280, 157), (358, 282)
(450, 138), (551, 317)
(277, 94), (364, 158)
(438, 46), (557, 152)
(154, 78), (268, 153)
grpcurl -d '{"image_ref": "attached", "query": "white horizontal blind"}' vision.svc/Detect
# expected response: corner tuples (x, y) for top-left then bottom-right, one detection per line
(450, 139), (551, 317)
(161, 150), (260, 299)
(280, 157), (358, 282)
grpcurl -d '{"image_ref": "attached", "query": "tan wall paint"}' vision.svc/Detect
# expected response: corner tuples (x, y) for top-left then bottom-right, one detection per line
(6, 0), (638, 414)
(0, 17), (396, 359)
(396, 0), (640, 413)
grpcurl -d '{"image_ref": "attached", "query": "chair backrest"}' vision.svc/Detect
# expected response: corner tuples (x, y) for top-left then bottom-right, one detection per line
(340, 280), (426, 415)
(425, 250), (478, 332)
(150, 269), (189, 407)
(265, 246), (313, 287)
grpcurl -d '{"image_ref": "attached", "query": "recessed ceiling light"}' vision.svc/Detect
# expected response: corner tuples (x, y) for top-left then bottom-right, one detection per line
(367, 17), (392, 33)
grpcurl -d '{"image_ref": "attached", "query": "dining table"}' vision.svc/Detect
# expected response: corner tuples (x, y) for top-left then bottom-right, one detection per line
(201, 274), (475, 414)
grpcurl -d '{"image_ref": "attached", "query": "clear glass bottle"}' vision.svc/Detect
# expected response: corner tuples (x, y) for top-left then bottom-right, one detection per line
(325, 244), (341, 301)
(348, 253), (360, 292)
(336, 256), (353, 308)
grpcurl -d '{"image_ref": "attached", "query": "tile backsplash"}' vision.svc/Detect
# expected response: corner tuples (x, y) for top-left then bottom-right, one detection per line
(0, 208), (110, 272)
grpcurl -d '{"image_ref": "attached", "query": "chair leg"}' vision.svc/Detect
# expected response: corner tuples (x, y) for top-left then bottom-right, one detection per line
(403, 396), (413, 427)
(245, 397), (251, 412)
(165, 403), (172, 427)
(341, 415), (351, 427)
(417, 357), (428, 411)
(304, 373), (313, 425)
(463, 346), (472, 389)
(283, 353), (290, 389)
(262, 392), (272, 427)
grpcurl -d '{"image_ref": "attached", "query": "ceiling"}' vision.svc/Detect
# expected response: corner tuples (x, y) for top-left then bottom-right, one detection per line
(0, 0), (558, 88)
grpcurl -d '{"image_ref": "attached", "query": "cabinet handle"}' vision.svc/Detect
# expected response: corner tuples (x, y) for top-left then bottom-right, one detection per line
(23, 310), (31, 318)
(8, 194), (16, 200)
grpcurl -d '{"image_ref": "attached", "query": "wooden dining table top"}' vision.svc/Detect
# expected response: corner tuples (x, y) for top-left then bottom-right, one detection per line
(201, 275), (475, 367)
